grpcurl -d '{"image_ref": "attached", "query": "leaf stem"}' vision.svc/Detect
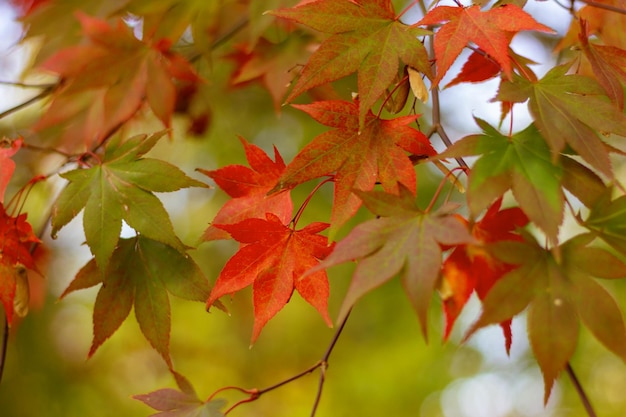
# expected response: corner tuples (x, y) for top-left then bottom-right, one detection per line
(566, 362), (597, 417)
(292, 177), (333, 228)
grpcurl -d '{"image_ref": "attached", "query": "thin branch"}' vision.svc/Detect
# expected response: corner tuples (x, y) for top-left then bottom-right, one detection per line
(566, 362), (598, 417)
(577, 0), (626, 15)
(428, 40), (469, 171)
(309, 309), (351, 417)
(0, 81), (56, 89)
(0, 85), (56, 120)
(221, 310), (352, 415)
(0, 314), (7, 385)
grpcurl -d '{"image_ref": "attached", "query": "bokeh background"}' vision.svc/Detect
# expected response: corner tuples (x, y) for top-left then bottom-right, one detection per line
(1, 1), (626, 416)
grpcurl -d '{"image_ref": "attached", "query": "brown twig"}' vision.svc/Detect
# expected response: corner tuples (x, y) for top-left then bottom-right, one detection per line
(566, 362), (598, 417)
(0, 84), (56, 120)
(220, 310), (352, 415)
(578, 0), (626, 15)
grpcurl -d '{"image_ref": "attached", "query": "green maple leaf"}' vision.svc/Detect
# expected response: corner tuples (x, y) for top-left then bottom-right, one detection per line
(586, 193), (626, 255)
(270, 0), (431, 125)
(309, 188), (473, 339)
(51, 132), (207, 269)
(61, 236), (213, 365)
(495, 65), (626, 177)
(468, 233), (626, 402)
(438, 118), (563, 243)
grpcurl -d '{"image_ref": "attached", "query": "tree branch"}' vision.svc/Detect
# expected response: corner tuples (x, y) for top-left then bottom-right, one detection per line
(577, 0), (626, 15)
(0, 84), (56, 120)
(221, 310), (352, 415)
(566, 362), (598, 417)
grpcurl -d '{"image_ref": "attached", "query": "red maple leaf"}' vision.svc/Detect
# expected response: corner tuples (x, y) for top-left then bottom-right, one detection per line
(0, 137), (23, 202)
(0, 204), (41, 325)
(198, 137), (292, 241)
(445, 49), (501, 88)
(441, 198), (528, 352)
(207, 213), (334, 342)
(417, 4), (553, 85)
(273, 100), (436, 236)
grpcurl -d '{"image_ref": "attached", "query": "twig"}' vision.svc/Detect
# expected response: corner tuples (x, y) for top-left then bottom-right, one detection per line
(0, 314), (7, 385)
(309, 309), (351, 417)
(0, 85), (56, 120)
(566, 362), (598, 417)
(578, 0), (626, 15)
(428, 42), (468, 171)
(0, 81), (56, 89)
(221, 310), (352, 415)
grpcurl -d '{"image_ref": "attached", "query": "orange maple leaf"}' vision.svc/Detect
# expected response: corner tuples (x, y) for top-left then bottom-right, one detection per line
(417, 4), (554, 85)
(37, 12), (200, 149)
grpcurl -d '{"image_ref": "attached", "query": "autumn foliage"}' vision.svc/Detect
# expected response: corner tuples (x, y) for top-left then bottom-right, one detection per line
(3, 0), (626, 416)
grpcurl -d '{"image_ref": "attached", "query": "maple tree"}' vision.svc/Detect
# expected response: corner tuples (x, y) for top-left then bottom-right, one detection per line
(2, 0), (626, 416)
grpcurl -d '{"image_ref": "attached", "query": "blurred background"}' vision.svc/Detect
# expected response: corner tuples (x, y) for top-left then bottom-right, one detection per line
(1, 1), (626, 416)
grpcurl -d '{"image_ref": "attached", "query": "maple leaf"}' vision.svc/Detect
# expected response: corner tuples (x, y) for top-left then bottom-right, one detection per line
(310, 187), (473, 339)
(556, 0), (626, 52)
(0, 137), (22, 202)
(438, 118), (563, 243)
(228, 36), (313, 111)
(206, 213), (334, 342)
(495, 65), (626, 177)
(51, 132), (207, 269)
(61, 236), (212, 364)
(18, 0), (127, 65)
(585, 192), (626, 255)
(579, 20), (626, 109)
(0, 205), (41, 325)
(270, 0), (432, 125)
(37, 12), (200, 149)
(198, 137), (292, 241)
(416, 4), (553, 86)
(272, 100), (436, 236)
(441, 198), (529, 352)
(444, 49), (501, 88)
(467, 233), (626, 402)
(135, 388), (226, 417)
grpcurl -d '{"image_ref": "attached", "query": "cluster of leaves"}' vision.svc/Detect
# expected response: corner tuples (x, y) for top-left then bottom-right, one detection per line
(4, 0), (626, 415)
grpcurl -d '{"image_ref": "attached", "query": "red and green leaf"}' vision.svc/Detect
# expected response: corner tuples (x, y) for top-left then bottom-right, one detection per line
(438, 119), (563, 243)
(270, 0), (432, 125)
(310, 188), (473, 339)
(272, 100), (436, 237)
